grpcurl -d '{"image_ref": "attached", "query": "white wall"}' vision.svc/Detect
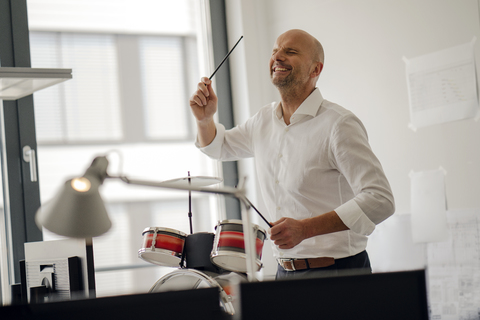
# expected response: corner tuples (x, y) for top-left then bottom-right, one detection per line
(227, 0), (480, 277)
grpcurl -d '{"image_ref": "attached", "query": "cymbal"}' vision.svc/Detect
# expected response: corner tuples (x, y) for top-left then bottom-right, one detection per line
(159, 176), (223, 187)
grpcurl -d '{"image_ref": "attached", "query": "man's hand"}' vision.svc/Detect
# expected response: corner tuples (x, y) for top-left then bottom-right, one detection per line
(189, 77), (218, 123)
(189, 77), (218, 147)
(269, 217), (308, 249)
(268, 211), (349, 250)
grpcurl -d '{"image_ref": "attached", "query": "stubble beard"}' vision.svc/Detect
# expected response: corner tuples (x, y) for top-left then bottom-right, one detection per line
(271, 69), (307, 97)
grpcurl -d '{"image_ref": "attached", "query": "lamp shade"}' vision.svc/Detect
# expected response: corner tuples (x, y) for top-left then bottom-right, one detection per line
(35, 157), (112, 238)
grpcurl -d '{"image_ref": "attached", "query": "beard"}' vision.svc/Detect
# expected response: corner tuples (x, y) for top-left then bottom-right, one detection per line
(270, 68), (306, 91)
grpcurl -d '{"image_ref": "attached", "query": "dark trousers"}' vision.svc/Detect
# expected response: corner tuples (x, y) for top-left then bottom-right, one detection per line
(276, 250), (372, 280)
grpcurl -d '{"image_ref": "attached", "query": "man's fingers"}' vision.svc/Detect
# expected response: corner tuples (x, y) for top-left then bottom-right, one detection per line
(191, 95), (203, 107)
(201, 77), (212, 90)
(273, 238), (294, 249)
(197, 82), (209, 97)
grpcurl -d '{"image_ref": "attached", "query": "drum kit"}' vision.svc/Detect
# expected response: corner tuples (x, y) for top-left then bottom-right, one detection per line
(137, 175), (268, 315)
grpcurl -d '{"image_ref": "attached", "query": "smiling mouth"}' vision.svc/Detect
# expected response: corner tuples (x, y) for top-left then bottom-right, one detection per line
(273, 66), (291, 73)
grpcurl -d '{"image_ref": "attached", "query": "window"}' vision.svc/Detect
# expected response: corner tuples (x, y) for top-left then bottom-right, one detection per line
(27, 0), (223, 297)
(140, 36), (197, 140)
(30, 31), (200, 144)
(30, 32), (123, 143)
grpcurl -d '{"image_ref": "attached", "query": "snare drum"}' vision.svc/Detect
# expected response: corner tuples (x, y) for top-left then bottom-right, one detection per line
(211, 220), (266, 273)
(138, 227), (187, 267)
(149, 269), (245, 315)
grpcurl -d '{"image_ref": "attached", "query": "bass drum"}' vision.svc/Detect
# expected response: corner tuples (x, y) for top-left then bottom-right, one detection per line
(149, 269), (245, 315)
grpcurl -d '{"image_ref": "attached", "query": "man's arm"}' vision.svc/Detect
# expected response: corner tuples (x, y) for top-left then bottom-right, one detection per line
(269, 115), (395, 250)
(189, 77), (218, 147)
(269, 211), (348, 249)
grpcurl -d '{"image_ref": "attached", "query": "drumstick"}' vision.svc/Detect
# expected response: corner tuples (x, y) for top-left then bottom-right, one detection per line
(244, 197), (273, 228)
(208, 36), (243, 80)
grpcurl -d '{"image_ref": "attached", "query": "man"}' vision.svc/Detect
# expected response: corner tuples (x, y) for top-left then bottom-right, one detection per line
(189, 29), (395, 279)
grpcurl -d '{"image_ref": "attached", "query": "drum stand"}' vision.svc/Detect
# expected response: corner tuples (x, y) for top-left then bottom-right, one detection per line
(187, 172), (193, 235)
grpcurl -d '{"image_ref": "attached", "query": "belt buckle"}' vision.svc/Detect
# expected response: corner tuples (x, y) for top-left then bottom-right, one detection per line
(279, 258), (296, 271)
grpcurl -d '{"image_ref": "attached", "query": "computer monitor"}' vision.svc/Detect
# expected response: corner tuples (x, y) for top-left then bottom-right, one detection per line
(240, 269), (429, 320)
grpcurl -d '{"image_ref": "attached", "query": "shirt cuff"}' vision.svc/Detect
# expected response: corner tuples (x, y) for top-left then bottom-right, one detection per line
(335, 200), (376, 235)
(194, 123), (226, 159)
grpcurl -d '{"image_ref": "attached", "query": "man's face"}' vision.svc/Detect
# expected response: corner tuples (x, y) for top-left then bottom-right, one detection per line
(269, 31), (315, 90)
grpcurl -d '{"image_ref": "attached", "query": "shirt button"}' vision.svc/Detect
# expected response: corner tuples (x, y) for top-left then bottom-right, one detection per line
(285, 128), (289, 132)
(278, 154), (283, 158)
(277, 207), (281, 211)
(275, 180), (279, 184)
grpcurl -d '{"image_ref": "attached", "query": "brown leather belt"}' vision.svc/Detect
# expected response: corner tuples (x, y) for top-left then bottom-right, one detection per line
(278, 257), (335, 271)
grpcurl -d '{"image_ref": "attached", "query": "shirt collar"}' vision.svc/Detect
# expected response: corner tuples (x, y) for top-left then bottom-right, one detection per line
(274, 88), (324, 122)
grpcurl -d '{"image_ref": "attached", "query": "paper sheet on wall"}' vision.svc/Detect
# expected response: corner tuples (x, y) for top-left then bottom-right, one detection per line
(404, 39), (479, 130)
(410, 169), (448, 243)
(427, 209), (480, 320)
(366, 214), (426, 273)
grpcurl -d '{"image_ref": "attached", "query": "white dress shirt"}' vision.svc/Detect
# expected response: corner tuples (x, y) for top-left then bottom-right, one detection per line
(197, 88), (395, 260)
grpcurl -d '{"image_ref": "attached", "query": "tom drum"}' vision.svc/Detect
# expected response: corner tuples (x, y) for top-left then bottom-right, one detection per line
(138, 227), (187, 267)
(211, 220), (266, 273)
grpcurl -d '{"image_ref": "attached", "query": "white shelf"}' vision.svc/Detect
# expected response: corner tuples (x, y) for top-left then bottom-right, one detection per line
(0, 67), (72, 100)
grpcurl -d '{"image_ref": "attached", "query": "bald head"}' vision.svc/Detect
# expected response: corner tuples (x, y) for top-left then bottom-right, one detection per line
(279, 29), (324, 65)
(270, 29), (325, 96)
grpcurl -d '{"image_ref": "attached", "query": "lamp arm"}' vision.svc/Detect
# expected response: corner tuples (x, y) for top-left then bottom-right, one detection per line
(107, 175), (245, 199)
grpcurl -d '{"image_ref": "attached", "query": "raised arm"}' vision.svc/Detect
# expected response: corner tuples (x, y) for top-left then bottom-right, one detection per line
(189, 77), (218, 147)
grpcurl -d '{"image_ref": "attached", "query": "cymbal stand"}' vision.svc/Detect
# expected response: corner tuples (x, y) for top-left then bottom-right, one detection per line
(188, 172), (193, 234)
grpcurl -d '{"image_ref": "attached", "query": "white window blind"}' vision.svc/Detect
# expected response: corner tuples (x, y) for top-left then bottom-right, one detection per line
(151, 201), (192, 235)
(29, 32), (64, 141)
(27, 0), (196, 35)
(93, 203), (133, 297)
(30, 32), (123, 143)
(139, 36), (190, 140)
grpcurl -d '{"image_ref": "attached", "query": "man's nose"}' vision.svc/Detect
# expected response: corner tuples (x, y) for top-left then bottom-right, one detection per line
(272, 50), (285, 61)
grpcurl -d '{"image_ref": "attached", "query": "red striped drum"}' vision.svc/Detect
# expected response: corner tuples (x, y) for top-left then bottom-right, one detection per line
(138, 227), (187, 267)
(210, 220), (266, 273)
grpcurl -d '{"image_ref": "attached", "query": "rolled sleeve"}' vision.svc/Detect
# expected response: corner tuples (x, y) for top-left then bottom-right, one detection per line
(331, 114), (395, 230)
(335, 199), (376, 235)
(195, 123), (226, 159)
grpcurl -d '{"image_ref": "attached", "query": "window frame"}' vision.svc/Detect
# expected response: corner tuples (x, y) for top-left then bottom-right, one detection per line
(0, 0), (43, 301)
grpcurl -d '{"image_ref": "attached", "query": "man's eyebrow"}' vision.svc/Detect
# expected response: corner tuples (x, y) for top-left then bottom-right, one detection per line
(272, 47), (300, 52)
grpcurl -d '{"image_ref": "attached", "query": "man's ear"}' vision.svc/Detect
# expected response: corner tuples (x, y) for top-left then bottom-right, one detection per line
(311, 62), (323, 78)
